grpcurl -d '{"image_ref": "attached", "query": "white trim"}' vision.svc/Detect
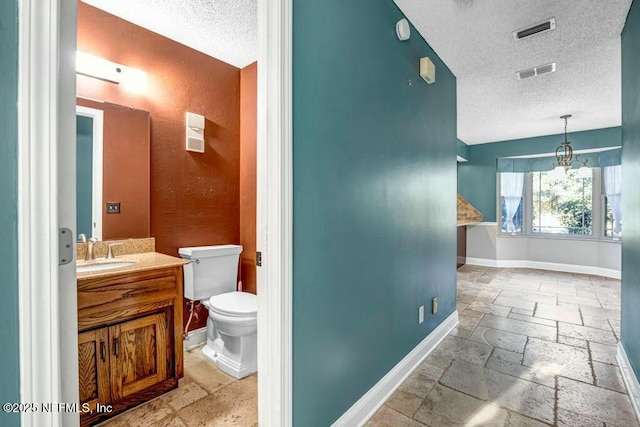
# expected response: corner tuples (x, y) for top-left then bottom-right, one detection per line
(18, 0), (79, 426)
(18, 0), (61, 423)
(617, 342), (640, 423)
(464, 257), (500, 268)
(256, 0), (293, 425)
(183, 327), (208, 351)
(465, 257), (621, 279)
(76, 105), (104, 240)
(467, 222), (498, 227)
(504, 146), (621, 159)
(331, 311), (458, 427)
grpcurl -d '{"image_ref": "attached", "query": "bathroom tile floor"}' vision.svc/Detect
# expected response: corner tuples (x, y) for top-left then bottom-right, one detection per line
(368, 265), (638, 427)
(98, 345), (257, 427)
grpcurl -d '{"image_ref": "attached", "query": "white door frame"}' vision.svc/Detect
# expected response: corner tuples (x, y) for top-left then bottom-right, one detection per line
(256, 0), (293, 425)
(18, 0), (293, 426)
(75, 105), (104, 240)
(18, 0), (79, 426)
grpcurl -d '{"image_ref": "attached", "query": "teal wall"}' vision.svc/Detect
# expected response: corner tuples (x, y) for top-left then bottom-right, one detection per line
(457, 139), (469, 161)
(76, 116), (94, 238)
(458, 127), (622, 222)
(0, 0), (21, 425)
(292, 1), (457, 424)
(621, 0), (640, 382)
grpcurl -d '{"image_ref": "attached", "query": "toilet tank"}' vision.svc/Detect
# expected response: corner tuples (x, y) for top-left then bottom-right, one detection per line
(179, 245), (243, 301)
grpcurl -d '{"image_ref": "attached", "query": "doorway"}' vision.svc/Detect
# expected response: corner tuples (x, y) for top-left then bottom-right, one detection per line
(75, 106), (104, 241)
(17, 0), (293, 426)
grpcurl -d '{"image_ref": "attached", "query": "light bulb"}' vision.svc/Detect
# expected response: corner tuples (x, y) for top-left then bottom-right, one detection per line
(551, 165), (566, 179)
(577, 166), (591, 178)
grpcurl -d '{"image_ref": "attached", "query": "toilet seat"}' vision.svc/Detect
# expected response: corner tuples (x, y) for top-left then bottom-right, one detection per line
(209, 291), (257, 317)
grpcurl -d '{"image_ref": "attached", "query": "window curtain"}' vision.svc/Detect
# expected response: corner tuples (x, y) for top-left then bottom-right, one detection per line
(500, 172), (525, 233)
(603, 165), (622, 233)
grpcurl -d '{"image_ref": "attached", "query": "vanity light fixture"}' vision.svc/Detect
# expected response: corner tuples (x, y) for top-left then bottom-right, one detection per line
(186, 112), (205, 153)
(552, 115), (589, 178)
(76, 51), (147, 93)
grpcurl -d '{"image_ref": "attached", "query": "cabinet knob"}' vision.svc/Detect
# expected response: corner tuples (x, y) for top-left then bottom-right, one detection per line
(100, 341), (106, 362)
(113, 337), (119, 358)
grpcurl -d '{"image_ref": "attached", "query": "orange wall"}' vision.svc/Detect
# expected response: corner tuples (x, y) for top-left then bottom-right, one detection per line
(77, 98), (151, 240)
(77, 2), (241, 330)
(240, 62), (258, 295)
(77, 2), (240, 255)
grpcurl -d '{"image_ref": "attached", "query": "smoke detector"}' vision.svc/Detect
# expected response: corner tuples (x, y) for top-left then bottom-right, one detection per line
(513, 18), (556, 40)
(516, 63), (556, 80)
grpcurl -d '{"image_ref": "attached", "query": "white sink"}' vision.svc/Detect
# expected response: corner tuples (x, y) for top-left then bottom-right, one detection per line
(77, 261), (136, 273)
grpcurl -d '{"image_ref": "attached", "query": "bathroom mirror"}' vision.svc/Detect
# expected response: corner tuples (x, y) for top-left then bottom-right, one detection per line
(76, 98), (151, 241)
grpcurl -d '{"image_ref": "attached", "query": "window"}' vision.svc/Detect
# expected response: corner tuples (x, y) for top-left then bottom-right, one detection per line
(498, 167), (621, 239)
(532, 169), (592, 235)
(500, 198), (523, 233)
(604, 198), (619, 237)
(499, 172), (525, 234)
(603, 165), (622, 238)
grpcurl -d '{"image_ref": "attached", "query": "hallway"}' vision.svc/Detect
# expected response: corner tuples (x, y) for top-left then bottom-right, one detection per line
(369, 266), (636, 426)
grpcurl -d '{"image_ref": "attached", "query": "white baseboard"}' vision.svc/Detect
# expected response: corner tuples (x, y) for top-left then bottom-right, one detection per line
(617, 342), (640, 422)
(465, 257), (621, 279)
(331, 311), (459, 427)
(184, 327), (207, 351)
(465, 257), (499, 268)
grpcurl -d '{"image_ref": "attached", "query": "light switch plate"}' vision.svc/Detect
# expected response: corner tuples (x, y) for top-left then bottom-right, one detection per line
(419, 305), (425, 324)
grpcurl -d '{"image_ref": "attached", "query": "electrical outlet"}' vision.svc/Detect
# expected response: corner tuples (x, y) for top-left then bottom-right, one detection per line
(419, 305), (424, 324)
(432, 297), (438, 314)
(106, 202), (121, 214)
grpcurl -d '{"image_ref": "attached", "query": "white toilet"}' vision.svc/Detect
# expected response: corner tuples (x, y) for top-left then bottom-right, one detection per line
(179, 245), (257, 379)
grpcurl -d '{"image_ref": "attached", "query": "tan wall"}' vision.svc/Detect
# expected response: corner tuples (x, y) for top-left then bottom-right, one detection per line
(240, 62), (258, 295)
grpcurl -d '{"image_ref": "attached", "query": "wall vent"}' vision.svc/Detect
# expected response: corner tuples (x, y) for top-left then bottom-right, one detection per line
(513, 18), (556, 40)
(516, 63), (556, 80)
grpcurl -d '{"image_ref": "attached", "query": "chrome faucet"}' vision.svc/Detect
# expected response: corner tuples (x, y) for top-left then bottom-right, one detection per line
(106, 243), (124, 259)
(85, 237), (98, 261)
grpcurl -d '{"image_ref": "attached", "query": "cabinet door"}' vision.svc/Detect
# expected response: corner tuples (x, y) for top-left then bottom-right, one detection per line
(78, 328), (111, 410)
(109, 312), (169, 400)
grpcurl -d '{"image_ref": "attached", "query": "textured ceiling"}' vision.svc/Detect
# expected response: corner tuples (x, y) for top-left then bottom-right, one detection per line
(82, 0), (257, 69)
(394, 0), (633, 144)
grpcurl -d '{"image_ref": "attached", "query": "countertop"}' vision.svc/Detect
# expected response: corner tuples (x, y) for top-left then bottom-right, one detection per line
(457, 220), (482, 227)
(76, 251), (187, 280)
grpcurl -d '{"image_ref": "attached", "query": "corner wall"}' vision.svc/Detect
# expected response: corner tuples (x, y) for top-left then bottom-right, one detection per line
(240, 62), (258, 295)
(621, 0), (640, 382)
(466, 223), (621, 278)
(77, 2), (241, 258)
(459, 127), (622, 222)
(0, 0), (20, 425)
(292, 1), (457, 424)
(77, 1), (242, 331)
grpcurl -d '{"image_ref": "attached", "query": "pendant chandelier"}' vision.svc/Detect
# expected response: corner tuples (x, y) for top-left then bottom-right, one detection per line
(552, 115), (590, 178)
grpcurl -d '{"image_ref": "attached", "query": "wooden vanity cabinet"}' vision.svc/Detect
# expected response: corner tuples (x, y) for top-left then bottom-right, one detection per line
(77, 265), (184, 426)
(78, 328), (110, 414)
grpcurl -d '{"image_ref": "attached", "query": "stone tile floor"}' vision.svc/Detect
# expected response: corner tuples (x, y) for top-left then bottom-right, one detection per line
(368, 265), (638, 427)
(98, 345), (257, 427)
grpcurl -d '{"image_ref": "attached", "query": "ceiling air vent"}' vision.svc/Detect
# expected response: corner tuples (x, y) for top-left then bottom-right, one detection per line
(513, 18), (556, 40)
(516, 63), (556, 80)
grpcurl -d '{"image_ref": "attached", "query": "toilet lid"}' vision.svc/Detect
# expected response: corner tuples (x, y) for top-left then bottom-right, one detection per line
(210, 291), (257, 317)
